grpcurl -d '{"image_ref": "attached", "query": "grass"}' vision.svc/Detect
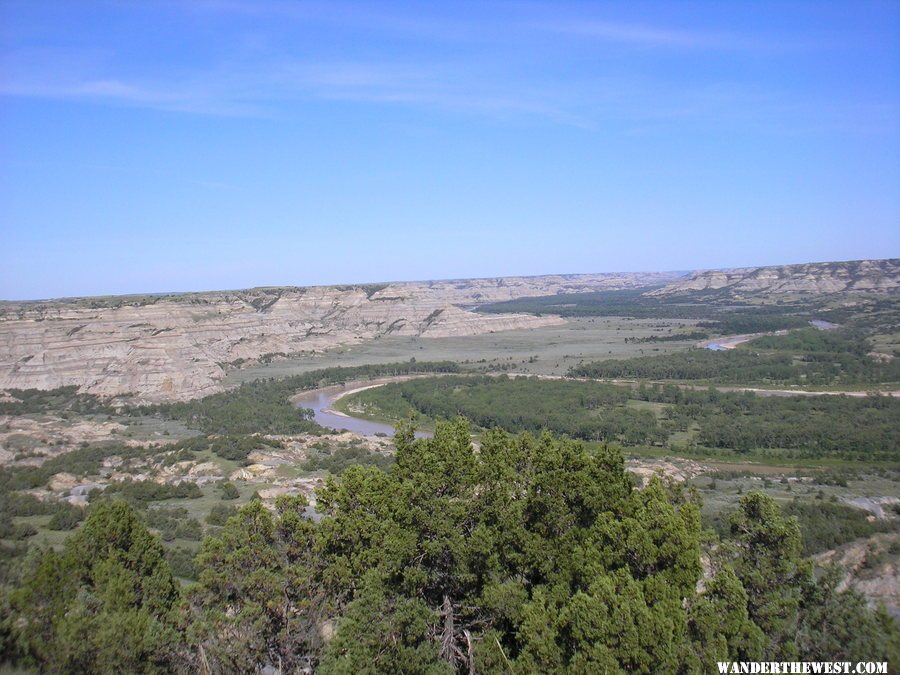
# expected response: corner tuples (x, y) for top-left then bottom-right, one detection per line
(222, 317), (703, 383)
(623, 399), (668, 418)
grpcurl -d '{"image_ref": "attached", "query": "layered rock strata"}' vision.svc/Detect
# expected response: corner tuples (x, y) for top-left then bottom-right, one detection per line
(648, 258), (899, 299)
(0, 272), (674, 401)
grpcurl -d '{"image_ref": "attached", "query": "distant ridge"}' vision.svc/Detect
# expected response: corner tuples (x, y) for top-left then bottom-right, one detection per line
(647, 258), (899, 299)
(0, 271), (675, 402)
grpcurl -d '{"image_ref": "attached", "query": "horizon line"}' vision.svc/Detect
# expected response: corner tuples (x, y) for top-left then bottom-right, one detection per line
(2, 256), (897, 304)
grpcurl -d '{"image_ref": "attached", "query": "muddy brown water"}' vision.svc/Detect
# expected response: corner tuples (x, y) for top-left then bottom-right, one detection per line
(293, 379), (431, 438)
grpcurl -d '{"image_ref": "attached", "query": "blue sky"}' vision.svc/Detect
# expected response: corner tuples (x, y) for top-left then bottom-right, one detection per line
(1, 1), (898, 300)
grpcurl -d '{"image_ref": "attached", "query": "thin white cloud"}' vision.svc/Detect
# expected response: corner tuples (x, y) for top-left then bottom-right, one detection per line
(0, 51), (591, 125)
(2, 58), (892, 136)
(0, 16), (887, 135)
(551, 20), (717, 48)
(149, 0), (477, 43)
(541, 18), (785, 52)
(0, 75), (267, 116)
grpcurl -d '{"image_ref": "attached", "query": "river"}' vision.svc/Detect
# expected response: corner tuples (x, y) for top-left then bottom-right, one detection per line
(292, 379), (431, 438)
(293, 371), (898, 440)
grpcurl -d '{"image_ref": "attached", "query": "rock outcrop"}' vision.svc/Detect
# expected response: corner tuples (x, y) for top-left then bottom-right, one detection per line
(647, 258), (899, 299)
(0, 272), (674, 402)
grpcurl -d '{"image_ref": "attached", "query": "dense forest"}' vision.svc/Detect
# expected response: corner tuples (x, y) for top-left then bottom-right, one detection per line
(2, 421), (896, 673)
(478, 287), (900, 339)
(478, 288), (804, 326)
(571, 328), (900, 387)
(346, 375), (900, 460)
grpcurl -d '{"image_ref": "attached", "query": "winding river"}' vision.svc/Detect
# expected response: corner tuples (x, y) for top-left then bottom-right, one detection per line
(293, 378), (431, 438)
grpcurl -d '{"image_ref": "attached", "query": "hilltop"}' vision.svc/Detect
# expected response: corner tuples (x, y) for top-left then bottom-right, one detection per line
(647, 258), (899, 300)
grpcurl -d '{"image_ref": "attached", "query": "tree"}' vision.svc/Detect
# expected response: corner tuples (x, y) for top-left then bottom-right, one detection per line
(688, 567), (765, 670)
(7, 500), (182, 673)
(725, 492), (808, 660)
(318, 420), (707, 673)
(188, 495), (326, 673)
(206, 503), (237, 526)
(4, 420), (895, 673)
(797, 565), (900, 664)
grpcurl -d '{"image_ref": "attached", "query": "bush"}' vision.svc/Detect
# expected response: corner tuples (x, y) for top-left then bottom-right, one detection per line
(47, 502), (85, 531)
(206, 503), (238, 526)
(166, 547), (199, 580)
(174, 518), (203, 541)
(220, 482), (240, 500)
(301, 445), (394, 475)
(782, 499), (897, 555)
(101, 479), (202, 503)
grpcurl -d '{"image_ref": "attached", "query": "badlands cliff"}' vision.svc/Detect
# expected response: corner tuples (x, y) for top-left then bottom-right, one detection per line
(0, 272), (676, 402)
(648, 258), (899, 299)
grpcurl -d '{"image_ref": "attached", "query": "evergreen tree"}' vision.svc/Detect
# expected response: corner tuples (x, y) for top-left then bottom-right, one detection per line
(725, 492), (808, 659)
(188, 495), (325, 673)
(7, 500), (182, 673)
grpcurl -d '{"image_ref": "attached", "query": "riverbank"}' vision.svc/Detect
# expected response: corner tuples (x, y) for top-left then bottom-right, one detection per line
(291, 375), (434, 438)
(293, 371), (900, 442)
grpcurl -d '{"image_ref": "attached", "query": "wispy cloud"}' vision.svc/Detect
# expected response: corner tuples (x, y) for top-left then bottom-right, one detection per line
(157, 0), (477, 43)
(0, 75), (267, 116)
(0, 48), (590, 125)
(538, 17), (807, 52)
(269, 61), (590, 124)
(0, 5), (887, 134)
(2, 55), (892, 136)
(548, 20), (726, 48)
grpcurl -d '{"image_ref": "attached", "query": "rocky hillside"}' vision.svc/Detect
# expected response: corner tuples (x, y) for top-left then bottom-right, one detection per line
(647, 258), (899, 299)
(0, 272), (675, 402)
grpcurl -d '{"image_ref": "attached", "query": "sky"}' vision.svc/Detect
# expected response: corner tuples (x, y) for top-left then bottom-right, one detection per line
(1, 1), (898, 300)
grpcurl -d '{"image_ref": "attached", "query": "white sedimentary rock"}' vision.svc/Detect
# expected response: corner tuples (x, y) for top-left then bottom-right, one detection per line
(648, 258), (899, 299)
(0, 272), (676, 402)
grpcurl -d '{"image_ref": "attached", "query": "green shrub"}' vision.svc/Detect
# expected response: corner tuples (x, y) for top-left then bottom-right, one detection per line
(47, 502), (85, 531)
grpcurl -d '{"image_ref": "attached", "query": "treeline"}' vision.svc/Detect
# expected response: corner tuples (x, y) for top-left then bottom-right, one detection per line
(749, 326), (870, 356)
(691, 395), (898, 456)
(349, 376), (900, 459)
(815, 296), (900, 336)
(570, 334), (900, 387)
(626, 383), (897, 459)
(101, 479), (202, 503)
(354, 375), (667, 446)
(477, 288), (812, 333)
(476, 288), (900, 340)
(143, 360), (461, 435)
(627, 331), (710, 344)
(0, 385), (116, 416)
(175, 433), (284, 463)
(696, 315), (810, 335)
(1, 422), (896, 673)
